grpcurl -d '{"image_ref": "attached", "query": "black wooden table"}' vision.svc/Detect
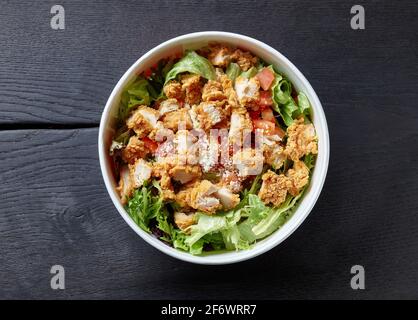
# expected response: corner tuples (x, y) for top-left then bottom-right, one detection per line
(1, 0), (417, 299)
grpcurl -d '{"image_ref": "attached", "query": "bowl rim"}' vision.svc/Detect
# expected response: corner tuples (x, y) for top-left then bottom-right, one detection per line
(98, 31), (330, 265)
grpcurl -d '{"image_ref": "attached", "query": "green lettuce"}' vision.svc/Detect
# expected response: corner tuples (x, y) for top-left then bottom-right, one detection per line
(126, 181), (161, 232)
(226, 62), (241, 82)
(118, 78), (154, 121)
(164, 51), (216, 84)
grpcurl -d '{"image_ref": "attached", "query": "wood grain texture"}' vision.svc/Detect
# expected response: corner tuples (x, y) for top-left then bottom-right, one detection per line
(0, 0), (418, 299)
(0, 121), (418, 299)
(0, 0), (417, 125)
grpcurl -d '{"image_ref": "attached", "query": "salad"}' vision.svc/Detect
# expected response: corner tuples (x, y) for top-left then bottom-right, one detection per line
(110, 43), (318, 255)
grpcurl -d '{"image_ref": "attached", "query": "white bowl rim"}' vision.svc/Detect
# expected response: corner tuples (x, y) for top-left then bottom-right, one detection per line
(98, 31), (330, 265)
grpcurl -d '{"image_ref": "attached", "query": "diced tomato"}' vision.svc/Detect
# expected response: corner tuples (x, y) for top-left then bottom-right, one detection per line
(143, 137), (158, 153)
(249, 110), (261, 120)
(144, 68), (152, 78)
(261, 108), (275, 122)
(258, 90), (273, 106)
(256, 68), (275, 90)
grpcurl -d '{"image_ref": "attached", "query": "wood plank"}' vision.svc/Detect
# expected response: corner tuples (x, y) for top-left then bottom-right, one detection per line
(0, 0), (417, 125)
(0, 122), (418, 298)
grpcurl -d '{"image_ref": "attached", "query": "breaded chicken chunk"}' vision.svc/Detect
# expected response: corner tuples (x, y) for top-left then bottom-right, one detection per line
(117, 166), (133, 204)
(202, 80), (227, 102)
(169, 164), (202, 184)
(129, 159), (152, 189)
(234, 76), (260, 106)
(207, 44), (232, 68)
(158, 98), (180, 116)
(181, 74), (202, 105)
(122, 136), (150, 164)
(230, 49), (258, 71)
(195, 101), (227, 131)
(285, 118), (318, 161)
(258, 170), (289, 207)
(233, 148), (264, 177)
(163, 80), (184, 100)
(161, 109), (193, 132)
(126, 106), (160, 137)
(174, 212), (196, 231)
(286, 160), (309, 196)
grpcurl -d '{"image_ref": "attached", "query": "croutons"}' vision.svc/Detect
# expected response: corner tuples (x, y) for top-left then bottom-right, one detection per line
(258, 170), (289, 207)
(285, 118), (318, 161)
(126, 106), (160, 137)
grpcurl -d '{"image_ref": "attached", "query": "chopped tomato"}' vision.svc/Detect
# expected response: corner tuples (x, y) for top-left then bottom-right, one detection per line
(144, 68), (152, 78)
(258, 90), (273, 106)
(261, 108), (275, 122)
(143, 137), (158, 153)
(256, 68), (275, 90)
(249, 110), (261, 120)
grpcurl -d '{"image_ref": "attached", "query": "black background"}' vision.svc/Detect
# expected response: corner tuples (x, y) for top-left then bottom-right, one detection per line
(0, 0), (417, 299)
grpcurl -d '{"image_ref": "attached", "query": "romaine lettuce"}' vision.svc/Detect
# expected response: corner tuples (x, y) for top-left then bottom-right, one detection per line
(164, 51), (216, 84)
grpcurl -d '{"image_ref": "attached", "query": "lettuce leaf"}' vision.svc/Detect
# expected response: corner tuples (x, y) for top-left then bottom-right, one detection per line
(184, 210), (241, 247)
(226, 62), (241, 82)
(240, 66), (258, 79)
(118, 78), (154, 121)
(126, 181), (160, 232)
(164, 51), (216, 84)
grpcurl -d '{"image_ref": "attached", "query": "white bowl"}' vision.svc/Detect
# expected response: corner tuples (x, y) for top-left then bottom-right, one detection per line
(98, 31), (329, 265)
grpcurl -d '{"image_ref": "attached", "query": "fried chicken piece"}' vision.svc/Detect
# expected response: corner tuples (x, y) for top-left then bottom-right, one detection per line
(285, 118), (318, 161)
(169, 164), (202, 184)
(177, 180), (222, 214)
(234, 76), (260, 106)
(163, 80), (184, 100)
(207, 44), (232, 68)
(232, 148), (264, 177)
(152, 162), (176, 201)
(117, 166), (133, 204)
(263, 140), (287, 170)
(129, 159), (152, 189)
(286, 160), (310, 196)
(230, 49), (258, 71)
(181, 74), (202, 105)
(195, 101), (227, 131)
(121, 136), (149, 164)
(202, 80), (227, 102)
(161, 109), (193, 132)
(228, 110), (253, 144)
(218, 72), (239, 109)
(258, 170), (289, 207)
(158, 98), (180, 116)
(126, 106), (160, 137)
(174, 212), (196, 231)
(215, 187), (240, 210)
